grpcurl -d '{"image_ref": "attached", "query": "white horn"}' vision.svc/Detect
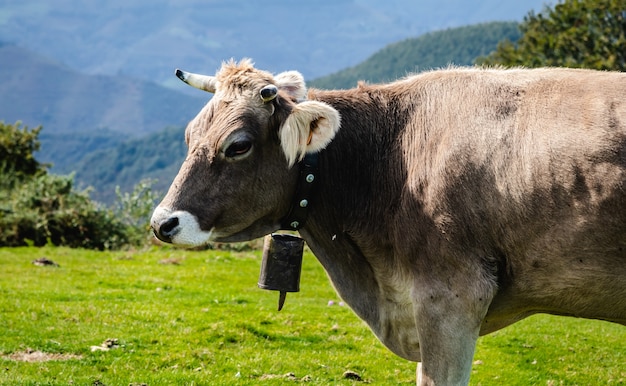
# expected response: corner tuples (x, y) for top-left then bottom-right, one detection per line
(175, 69), (217, 93)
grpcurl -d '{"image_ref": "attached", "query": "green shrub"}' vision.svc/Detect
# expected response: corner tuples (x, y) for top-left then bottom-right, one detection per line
(112, 178), (161, 247)
(0, 173), (129, 249)
(0, 121), (142, 250)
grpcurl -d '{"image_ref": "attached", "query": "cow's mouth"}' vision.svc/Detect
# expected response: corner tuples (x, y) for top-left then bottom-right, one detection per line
(208, 220), (282, 243)
(151, 206), (283, 246)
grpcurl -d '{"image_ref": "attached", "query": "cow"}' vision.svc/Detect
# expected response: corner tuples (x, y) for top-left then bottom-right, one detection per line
(151, 59), (626, 385)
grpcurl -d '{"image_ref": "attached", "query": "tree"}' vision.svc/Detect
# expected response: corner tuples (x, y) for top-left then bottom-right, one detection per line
(477, 0), (626, 71)
(0, 121), (47, 188)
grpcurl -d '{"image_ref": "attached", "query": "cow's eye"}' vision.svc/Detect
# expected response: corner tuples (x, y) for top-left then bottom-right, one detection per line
(225, 140), (252, 158)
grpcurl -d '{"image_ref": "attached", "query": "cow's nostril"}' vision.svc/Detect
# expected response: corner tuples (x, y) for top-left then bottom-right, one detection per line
(154, 216), (180, 243)
(161, 216), (179, 234)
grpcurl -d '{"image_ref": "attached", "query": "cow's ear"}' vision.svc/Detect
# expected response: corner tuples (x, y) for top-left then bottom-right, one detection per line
(279, 101), (341, 167)
(275, 71), (307, 101)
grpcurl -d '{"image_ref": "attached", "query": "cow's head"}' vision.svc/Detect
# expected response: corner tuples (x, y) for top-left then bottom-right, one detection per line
(150, 59), (340, 246)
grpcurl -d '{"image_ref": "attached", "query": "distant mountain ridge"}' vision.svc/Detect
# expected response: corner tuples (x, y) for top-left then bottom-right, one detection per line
(0, 1), (548, 177)
(0, 0), (547, 87)
(0, 44), (207, 172)
(310, 22), (520, 89)
(1, 44), (206, 136)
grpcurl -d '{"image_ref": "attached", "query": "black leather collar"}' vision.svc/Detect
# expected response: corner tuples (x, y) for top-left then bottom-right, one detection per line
(280, 153), (319, 231)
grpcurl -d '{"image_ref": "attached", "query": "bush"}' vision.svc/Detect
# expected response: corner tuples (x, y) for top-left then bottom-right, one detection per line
(0, 173), (130, 249)
(112, 178), (161, 247)
(0, 121), (158, 250)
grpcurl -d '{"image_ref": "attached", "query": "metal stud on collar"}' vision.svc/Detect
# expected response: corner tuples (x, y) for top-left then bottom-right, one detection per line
(279, 153), (319, 231)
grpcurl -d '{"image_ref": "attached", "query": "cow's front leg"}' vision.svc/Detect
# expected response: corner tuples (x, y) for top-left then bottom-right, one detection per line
(415, 319), (478, 385)
(413, 280), (494, 385)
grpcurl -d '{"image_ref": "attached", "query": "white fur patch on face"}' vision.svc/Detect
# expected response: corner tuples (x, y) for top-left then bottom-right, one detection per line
(151, 207), (213, 247)
(171, 211), (213, 246)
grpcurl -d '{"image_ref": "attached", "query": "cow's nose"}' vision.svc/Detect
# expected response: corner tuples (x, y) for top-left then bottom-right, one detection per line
(153, 216), (180, 243)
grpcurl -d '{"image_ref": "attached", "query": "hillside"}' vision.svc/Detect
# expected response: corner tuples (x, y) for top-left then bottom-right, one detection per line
(309, 21), (520, 89)
(73, 126), (187, 203)
(0, 44), (207, 172)
(72, 22), (522, 203)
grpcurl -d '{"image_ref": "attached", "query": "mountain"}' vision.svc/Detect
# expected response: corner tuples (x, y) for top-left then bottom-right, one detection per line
(0, 0), (547, 87)
(0, 1), (548, 175)
(309, 21), (521, 89)
(0, 44), (207, 172)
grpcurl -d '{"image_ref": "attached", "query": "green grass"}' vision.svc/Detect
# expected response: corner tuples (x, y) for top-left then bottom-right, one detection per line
(0, 247), (624, 385)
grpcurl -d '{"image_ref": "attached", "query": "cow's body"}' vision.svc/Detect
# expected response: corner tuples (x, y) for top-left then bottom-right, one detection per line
(151, 61), (626, 385)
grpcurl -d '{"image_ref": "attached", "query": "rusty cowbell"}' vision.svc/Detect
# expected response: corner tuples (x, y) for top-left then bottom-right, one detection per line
(258, 233), (304, 311)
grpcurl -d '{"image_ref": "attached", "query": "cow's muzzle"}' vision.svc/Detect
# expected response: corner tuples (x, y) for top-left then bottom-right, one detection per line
(150, 207), (212, 246)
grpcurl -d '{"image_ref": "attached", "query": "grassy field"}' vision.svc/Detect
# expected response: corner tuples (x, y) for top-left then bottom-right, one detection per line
(0, 246), (624, 385)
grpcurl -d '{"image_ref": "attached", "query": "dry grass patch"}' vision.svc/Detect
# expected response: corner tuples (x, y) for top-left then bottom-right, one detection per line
(2, 349), (82, 362)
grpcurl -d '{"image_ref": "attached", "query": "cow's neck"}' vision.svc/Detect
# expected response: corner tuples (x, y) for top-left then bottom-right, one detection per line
(297, 89), (421, 360)
(302, 86), (410, 270)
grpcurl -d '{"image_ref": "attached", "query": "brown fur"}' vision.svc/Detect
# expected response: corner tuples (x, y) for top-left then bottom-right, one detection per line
(152, 61), (626, 385)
